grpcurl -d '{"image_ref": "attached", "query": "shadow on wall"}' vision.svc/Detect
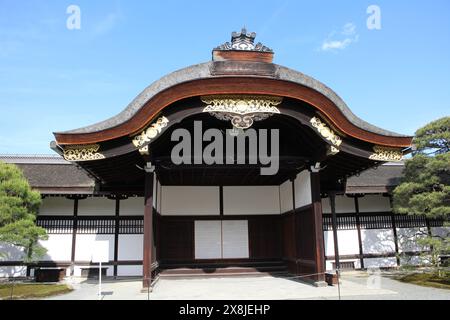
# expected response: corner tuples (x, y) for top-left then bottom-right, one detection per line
(0, 243), (26, 277)
(362, 229), (395, 254)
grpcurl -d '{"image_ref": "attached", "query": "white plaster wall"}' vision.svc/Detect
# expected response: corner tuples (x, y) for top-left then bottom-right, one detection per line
(39, 234), (72, 261)
(117, 265), (142, 277)
(222, 220), (249, 259)
(195, 221), (222, 259)
(361, 229), (395, 254)
(120, 197), (144, 216)
(74, 234), (114, 262)
(39, 197), (74, 216)
(0, 243), (25, 261)
(161, 186), (220, 215)
(397, 227), (428, 252)
(363, 257), (397, 268)
(73, 265), (113, 277)
(358, 195), (391, 212)
(400, 255), (428, 266)
(118, 235), (143, 260)
(294, 170), (311, 208)
(224, 186), (280, 215)
(0, 266), (27, 277)
(279, 180), (293, 214)
(322, 198), (331, 213)
(431, 226), (450, 238)
(323, 230), (360, 256)
(335, 195), (355, 213)
(78, 197), (115, 216)
(325, 259), (361, 271)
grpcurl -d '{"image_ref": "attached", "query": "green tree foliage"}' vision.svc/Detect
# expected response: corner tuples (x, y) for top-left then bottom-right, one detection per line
(393, 117), (450, 218)
(0, 161), (47, 262)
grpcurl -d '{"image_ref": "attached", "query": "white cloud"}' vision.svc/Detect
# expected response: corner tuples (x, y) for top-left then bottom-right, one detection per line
(320, 22), (358, 52)
(93, 13), (120, 36)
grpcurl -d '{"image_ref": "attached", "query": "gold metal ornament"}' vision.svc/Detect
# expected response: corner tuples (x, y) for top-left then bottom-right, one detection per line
(63, 144), (105, 161)
(132, 116), (169, 149)
(201, 95), (282, 129)
(369, 146), (403, 162)
(310, 117), (342, 147)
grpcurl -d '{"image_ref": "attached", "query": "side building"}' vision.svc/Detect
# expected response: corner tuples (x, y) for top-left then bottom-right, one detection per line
(0, 155), (447, 278)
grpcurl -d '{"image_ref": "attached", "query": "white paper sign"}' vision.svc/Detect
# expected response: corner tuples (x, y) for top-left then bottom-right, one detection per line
(91, 241), (109, 263)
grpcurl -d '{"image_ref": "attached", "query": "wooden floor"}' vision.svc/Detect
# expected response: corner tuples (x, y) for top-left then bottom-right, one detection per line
(158, 261), (288, 279)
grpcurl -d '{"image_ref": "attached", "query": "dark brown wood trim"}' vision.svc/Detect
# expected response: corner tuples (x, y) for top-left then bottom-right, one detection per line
(388, 195), (400, 266)
(113, 198), (120, 277)
(329, 192), (340, 271)
(311, 171), (325, 281)
(219, 186), (224, 217)
(70, 198), (78, 275)
(142, 170), (154, 287)
(354, 196), (365, 269)
(55, 77), (413, 148)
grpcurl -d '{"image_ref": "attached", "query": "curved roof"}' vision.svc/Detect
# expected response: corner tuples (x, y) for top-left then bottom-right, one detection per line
(58, 61), (406, 138)
(53, 29), (412, 149)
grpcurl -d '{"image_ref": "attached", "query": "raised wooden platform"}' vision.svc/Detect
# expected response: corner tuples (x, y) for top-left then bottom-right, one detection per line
(158, 261), (288, 279)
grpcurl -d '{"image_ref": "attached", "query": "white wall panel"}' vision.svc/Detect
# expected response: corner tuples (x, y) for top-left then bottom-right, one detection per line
(0, 243), (25, 261)
(323, 230), (360, 256)
(0, 266), (27, 278)
(431, 227), (450, 238)
(397, 227), (428, 252)
(117, 265), (142, 277)
(294, 170), (311, 208)
(118, 235), (143, 260)
(74, 234), (114, 262)
(195, 221), (222, 259)
(335, 195), (355, 213)
(120, 197), (144, 216)
(279, 180), (293, 214)
(78, 197), (115, 216)
(39, 234), (72, 261)
(161, 186), (220, 215)
(223, 186), (280, 215)
(322, 198), (331, 213)
(39, 197), (74, 216)
(358, 195), (391, 212)
(222, 220), (249, 259)
(73, 265), (113, 277)
(361, 229), (395, 254)
(363, 257), (397, 268)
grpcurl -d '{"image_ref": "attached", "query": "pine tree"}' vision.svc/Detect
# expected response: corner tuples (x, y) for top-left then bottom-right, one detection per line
(0, 161), (48, 262)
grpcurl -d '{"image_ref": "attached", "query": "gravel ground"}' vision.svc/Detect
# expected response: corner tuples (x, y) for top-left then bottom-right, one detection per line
(44, 270), (450, 300)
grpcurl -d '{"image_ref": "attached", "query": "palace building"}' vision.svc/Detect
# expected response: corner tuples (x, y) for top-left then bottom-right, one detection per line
(1, 29), (447, 287)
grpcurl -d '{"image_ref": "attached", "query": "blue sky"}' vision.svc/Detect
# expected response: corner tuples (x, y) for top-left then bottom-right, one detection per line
(0, 0), (449, 154)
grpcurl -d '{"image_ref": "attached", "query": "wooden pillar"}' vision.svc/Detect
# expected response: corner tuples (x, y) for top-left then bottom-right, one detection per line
(310, 171), (325, 282)
(291, 178), (298, 274)
(142, 166), (154, 288)
(354, 196), (364, 269)
(388, 195), (400, 266)
(329, 192), (340, 271)
(113, 197), (120, 278)
(70, 198), (79, 275)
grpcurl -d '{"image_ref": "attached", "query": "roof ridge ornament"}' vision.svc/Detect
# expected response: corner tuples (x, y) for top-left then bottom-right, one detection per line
(215, 28), (273, 52)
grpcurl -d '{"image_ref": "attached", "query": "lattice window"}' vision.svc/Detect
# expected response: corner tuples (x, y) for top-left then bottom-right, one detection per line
(77, 217), (116, 234)
(322, 214), (357, 231)
(359, 213), (393, 229)
(118, 217), (144, 234)
(394, 214), (427, 228)
(36, 217), (74, 234)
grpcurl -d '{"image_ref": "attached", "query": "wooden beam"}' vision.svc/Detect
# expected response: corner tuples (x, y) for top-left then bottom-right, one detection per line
(113, 198), (120, 277)
(353, 196), (365, 269)
(70, 198), (79, 275)
(329, 192), (340, 271)
(311, 170), (325, 282)
(142, 168), (154, 288)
